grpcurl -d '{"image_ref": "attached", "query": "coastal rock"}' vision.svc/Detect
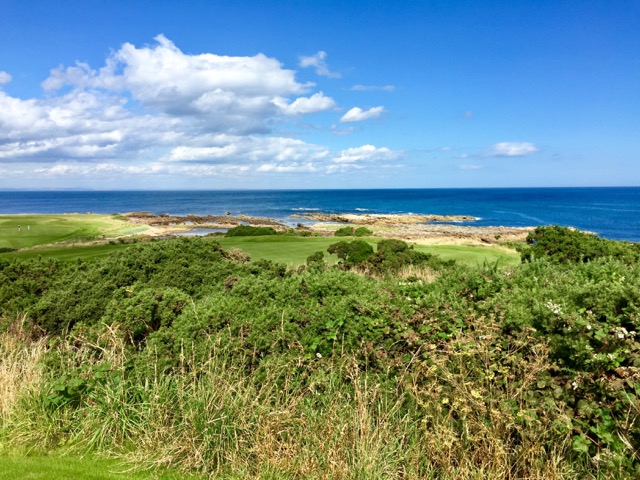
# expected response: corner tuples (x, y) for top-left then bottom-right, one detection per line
(121, 212), (287, 229)
(292, 212), (476, 226)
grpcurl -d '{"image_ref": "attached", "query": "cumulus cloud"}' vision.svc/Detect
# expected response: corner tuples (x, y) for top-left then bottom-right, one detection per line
(0, 71), (12, 85)
(299, 51), (341, 78)
(489, 142), (538, 157)
(166, 135), (330, 165)
(332, 144), (401, 164)
(0, 36), (402, 187)
(41, 34), (316, 134)
(340, 106), (385, 123)
(350, 84), (395, 92)
(274, 92), (336, 115)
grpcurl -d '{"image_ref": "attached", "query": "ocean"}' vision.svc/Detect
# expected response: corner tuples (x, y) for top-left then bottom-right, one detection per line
(1, 187), (639, 242)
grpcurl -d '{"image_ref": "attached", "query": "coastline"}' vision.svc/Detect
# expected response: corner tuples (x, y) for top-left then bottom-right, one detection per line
(121, 211), (534, 245)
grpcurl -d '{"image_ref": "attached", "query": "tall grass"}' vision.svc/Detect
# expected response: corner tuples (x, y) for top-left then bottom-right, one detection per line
(0, 317), (47, 433)
(1, 316), (580, 479)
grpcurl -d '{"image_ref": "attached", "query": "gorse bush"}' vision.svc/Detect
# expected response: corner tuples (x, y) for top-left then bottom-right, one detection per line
(334, 226), (373, 237)
(327, 239), (374, 265)
(1, 229), (640, 477)
(520, 225), (640, 263)
(225, 225), (277, 236)
(326, 238), (453, 273)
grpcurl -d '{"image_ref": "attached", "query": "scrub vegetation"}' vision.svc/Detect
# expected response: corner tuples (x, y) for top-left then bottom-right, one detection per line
(1, 227), (639, 478)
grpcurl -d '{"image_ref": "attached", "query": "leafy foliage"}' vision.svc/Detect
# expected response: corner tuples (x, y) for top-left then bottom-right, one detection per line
(520, 225), (640, 263)
(2, 228), (640, 477)
(334, 226), (355, 236)
(334, 226), (373, 237)
(225, 225), (277, 236)
(327, 240), (374, 265)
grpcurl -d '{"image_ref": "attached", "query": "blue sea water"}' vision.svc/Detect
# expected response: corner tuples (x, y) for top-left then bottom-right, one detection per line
(0, 187), (639, 241)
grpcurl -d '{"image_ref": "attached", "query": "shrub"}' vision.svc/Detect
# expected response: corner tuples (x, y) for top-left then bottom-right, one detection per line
(520, 225), (640, 264)
(327, 240), (374, 265)
(225, 225), (277, 237)
(334, 226), (355, 236)
(354, 227), (373, 237)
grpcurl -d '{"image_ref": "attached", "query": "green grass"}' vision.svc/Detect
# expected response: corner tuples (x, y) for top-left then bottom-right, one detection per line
(0, 214), (521, 267)
(0, 456), (195, 480)
(218, 235), (342, 265)
(0, 215), (146, 251)
(218, 235), (520, 267)
(1, 243), (132, 261)
(413, 244), (521, 267)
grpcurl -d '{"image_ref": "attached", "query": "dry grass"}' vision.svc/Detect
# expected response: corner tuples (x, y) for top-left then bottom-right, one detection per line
(0, 317), (47, 425)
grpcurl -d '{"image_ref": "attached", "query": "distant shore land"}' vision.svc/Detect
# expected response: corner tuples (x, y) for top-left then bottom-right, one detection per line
(119, 211), (535, 245)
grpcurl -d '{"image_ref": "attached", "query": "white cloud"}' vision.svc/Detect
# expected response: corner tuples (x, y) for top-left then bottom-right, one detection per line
(299, 51), (341, 78)
(350, 84), (395, 92)
(41, 34), (312, 134)
(275, 92), (336, 115)
(256, 162), (317, 173)
(0, 36), (404, 187)
(489, 142), (538, 157)
(333, 144), (401, 164)
(166, 136), (330, 165)
(340, 106), (385, 123)
(0, 71), (12, 85)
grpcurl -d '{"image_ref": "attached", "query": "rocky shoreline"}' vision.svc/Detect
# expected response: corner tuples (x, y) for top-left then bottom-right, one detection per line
(290, 212), (477, 226)
(122, 211), (288, 228)
(121, 211), (534, 245)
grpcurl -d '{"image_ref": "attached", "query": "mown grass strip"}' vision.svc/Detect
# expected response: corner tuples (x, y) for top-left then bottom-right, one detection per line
(0, 456), (195, 480)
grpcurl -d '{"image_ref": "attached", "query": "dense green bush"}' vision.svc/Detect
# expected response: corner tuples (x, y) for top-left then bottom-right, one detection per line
(327, 240), (374, 265)
(354, 226), (373, 237)
(334, 226), (355, 236)
(334, 226), (373, 237)
(325, 238), (453, 273)
(225, 225), (277, 236)
(520, 225), (640, 263)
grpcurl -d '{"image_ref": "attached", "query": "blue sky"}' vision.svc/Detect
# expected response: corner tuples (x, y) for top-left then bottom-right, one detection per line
(0, 0), (638, 190)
